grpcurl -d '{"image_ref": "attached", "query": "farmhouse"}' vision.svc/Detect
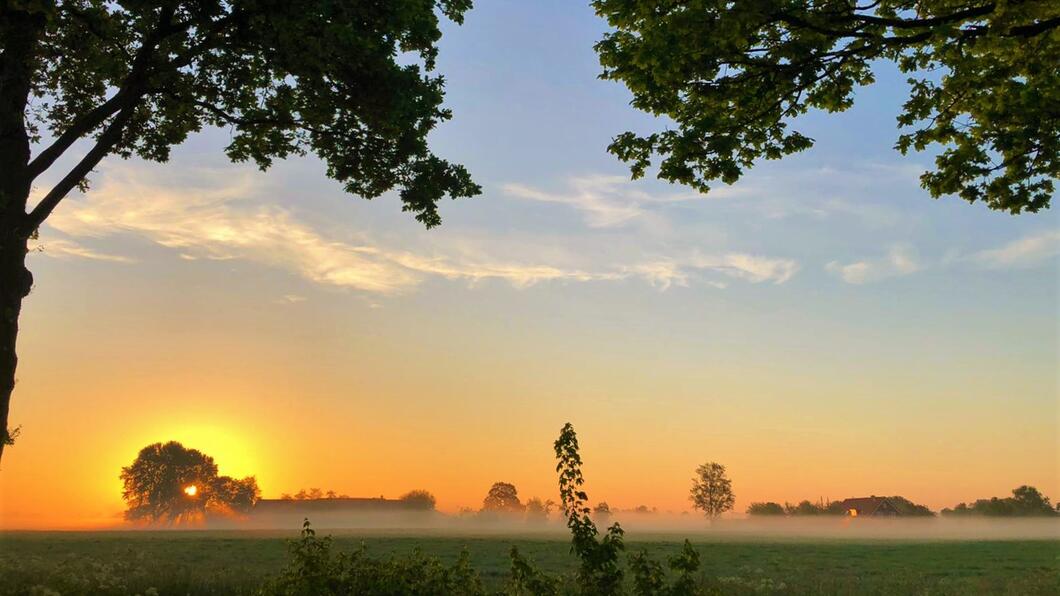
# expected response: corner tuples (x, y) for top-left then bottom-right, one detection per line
(252, 497), (424, 516)
(835, 496), (902, 517)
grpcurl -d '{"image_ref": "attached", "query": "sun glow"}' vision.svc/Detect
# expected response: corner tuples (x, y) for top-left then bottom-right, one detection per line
(184, 485), (198, 497)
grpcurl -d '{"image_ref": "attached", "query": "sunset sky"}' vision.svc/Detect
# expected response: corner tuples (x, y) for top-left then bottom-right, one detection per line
(1, 1), (1057, 529)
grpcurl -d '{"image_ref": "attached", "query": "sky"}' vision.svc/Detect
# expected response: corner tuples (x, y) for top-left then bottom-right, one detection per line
(1, 1), (1057, 529)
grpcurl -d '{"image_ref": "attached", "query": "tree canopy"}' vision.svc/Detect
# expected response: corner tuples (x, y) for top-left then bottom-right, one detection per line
(689, 462), (735, 518)
(746, 501), (786, 516)
(400, 489), (438, 510)
(942, 485), (1058, 516)
(120, 441), (259, 524)
(481, 482), (524, 513)
(594, 0), (1059, 213)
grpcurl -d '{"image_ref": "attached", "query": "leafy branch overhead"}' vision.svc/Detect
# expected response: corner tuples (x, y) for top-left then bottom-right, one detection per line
(7, 0), (479, 231)
(594, 1), (1059, 213)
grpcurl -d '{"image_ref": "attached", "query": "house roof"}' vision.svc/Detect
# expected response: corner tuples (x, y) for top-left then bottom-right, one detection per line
(253, 497), (415, 513)
(835, 496), (896, 515)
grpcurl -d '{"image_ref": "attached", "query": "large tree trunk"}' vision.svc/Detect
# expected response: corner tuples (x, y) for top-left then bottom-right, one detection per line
(0, 8), (41, 464)
(0, 210), (30, 464)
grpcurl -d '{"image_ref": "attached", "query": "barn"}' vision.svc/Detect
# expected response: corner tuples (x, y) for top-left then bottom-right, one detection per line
(835, 496), (902, 517)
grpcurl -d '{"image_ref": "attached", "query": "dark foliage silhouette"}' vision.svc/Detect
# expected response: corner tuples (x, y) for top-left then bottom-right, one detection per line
(746, 502), (785, 516)
(942, 485), (1058, 517)
(399, 490), (438, 511)
(689, 462), (734, 519)
(482, 482), (525, 514)
(120, 441), (258, 523)
(594, 1), (1059, 213)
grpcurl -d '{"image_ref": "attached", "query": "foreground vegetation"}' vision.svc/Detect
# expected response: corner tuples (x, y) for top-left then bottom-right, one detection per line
(1, 530), (1057, 595)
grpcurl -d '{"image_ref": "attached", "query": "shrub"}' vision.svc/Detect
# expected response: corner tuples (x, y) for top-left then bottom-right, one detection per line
(260, 519), (487, 595)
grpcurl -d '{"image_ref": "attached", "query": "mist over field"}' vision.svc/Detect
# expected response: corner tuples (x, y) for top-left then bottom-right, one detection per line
(180, 510), (1060, 541)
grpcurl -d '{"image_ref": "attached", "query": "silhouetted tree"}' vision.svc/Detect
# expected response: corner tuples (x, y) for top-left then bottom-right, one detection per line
(0, 0), (480, 462)
(525, 497), (555, 524)
(689, 462), (735, 520)
(747, 502), (785, 516)
(285, 488), (350, 500)
(555, 422), (625, 594)
(887, 496), (935, 517)
(482, 482), (524, 514)
(785, 500), (825, 516)
(120, 441), (259, 524)
(400, 489), (437, 511)
(594, 1), (1059, 214)
(943, 485), (1058, 517)
(593, 502), (612, 525)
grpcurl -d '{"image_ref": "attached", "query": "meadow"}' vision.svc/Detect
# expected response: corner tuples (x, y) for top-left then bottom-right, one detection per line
(2, 528), (1057, 595)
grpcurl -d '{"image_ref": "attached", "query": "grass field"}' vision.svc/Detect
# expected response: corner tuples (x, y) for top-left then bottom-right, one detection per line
(1, 529), (1057, 595)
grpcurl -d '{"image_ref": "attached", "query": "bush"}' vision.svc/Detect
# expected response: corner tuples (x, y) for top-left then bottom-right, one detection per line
(260, 520), (487, 595)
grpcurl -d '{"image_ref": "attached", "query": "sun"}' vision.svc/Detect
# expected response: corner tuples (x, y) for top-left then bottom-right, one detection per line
(184, 485), (198, 497)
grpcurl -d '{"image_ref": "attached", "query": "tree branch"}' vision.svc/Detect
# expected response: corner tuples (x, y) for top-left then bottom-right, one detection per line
(24, 4), (184, 183)
(22, 105), (137, 234)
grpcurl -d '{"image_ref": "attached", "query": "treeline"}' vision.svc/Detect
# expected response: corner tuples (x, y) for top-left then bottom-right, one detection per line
(746, 497), (933, 517)
(278, 488), (438, 510)
(941, 486), (1057, 517)
(747, 486), (1057, 517)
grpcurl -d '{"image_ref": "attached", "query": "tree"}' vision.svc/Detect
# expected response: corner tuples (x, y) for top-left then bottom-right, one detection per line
(554, 422), (625, 595)
(0, 0), (480, 462)
(785, 500), (825, 516)
(524, 496), (555, 523)
(689, 462), (735, 520)
(482, 482), (524, 514)
(400, 489), (437, 511)
(746, 501), (785, 516)
(594, 1), (1059, 214)
(944, 485), (1058, 516)
(592, 501), (612, 525)
(120, 441), (259, 524)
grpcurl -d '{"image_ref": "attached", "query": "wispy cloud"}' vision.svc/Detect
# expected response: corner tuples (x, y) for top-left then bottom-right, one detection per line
(502, 175), (738, 228)
(826, 245), (922, 284)
(622, 253), (798, 290)
(31, 237), (136, 263)
(42, 164), (798, 294)
(971, 229), (1060, 269)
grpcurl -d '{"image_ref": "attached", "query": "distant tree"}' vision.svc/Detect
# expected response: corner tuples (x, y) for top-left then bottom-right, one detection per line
(942, 486), (1057, 517)
(525, 497), (555, 524)
(746, 502), (786, 516)
(0, 0), (482, 464)
(632, 505), (654, 514)
(888, 496), (935, 517)
(120, 441), (259, 524)
(593, 502), (612, 525)
(593, 1), (1060, 214)
(400, 490), (438, 511)
(689, 462), (735, 520)
(482, 482), (524, 514)
(286, 488), (348, 500)
(785, 500), (825, 516)
(1011, 485), (1055, 515)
